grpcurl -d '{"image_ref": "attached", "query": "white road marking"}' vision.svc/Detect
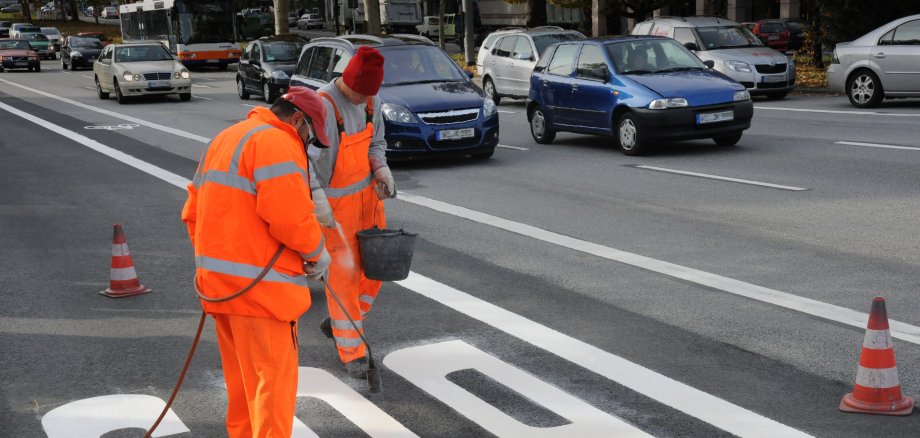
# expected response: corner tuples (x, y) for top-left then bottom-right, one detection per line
(0, 77), (211, 143)
(397, 274), (811, 438)
(631, 165), (809, 191)
(835, 141), (920, 151)
(82, 86), (95, 90)
(191, 84), (212, 88)
(241, 103), (267, 108)
(755, 106), (920, 118)
(10, 102), (811, 436)
(192, 95), (214, 101)
(396, 191), (920, 346)
(497, 110), (517, 114)
(197, 77), (215, 81)
(497, 144), (529, 151)
(81, 74), (92, 79)
(42, 395), (189, 437)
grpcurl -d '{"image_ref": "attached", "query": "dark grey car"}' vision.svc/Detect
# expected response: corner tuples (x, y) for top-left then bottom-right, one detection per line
(61, 36), (103, 70)
(236, 36), (306, 103)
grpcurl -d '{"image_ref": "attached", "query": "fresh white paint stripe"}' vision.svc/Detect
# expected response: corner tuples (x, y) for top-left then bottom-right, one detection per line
(497, 144), (529, 151)
(855, 366), (900, 388)
(0, 77), (211, 143)
(197, 77), (215, 81)
(0, 102), (191, 190)
(192, 95), (214, 101)
(497, 110), (517, 114)
(835, 141), (920, 151)
(396, 191), (920, 346)
(81, 74), (92, 79)
(755, 106), (920, 118)
(633, 165), (809, 191)
(191, 84), (212, 88)
(863, 328), (893, 350)
(109, 267), (138, 281)
(397, 273), (811, 438)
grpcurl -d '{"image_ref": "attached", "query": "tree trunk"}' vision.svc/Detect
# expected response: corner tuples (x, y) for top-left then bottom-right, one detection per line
(364, 0), (380, 34)
(69, 0), (79, 21)
(19, 0), (32, 21)
(274, 0), (290, 34)
(529, 0), (547, 27)
(437, 0), (444, 48)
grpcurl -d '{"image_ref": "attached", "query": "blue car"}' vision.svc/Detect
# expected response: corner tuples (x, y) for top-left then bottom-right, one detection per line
(290, 34), (499, 160)
(528, 36), (753, 155)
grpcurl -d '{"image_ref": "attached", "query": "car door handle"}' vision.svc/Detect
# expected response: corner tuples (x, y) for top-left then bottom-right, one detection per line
(571, 84), (579, 91)
(874, 53), (885, 58)
(541, 80), (549, 87)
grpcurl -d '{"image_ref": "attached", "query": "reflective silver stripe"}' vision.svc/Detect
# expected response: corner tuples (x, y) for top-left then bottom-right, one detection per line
(229, 125), (272, 174)
(196, 170), (256, 194)
(331, 319), (363, 330)
(863, 329), (894, 350)
(253, 161), (307, 184)
(855, 365), (901, 388)
(110, 266), (138, 281)
(300, 235), (325, 260)
(359, 294), (375, 306)
(326, 173), (373, 199)
(195, 255), (309, 287)
(334, 336), (364, 347)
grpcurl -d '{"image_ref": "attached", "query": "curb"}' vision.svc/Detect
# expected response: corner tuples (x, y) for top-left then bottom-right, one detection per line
(793, 87), (840, 96)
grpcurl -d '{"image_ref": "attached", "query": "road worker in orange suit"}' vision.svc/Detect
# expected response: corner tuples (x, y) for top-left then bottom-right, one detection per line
(181, 86), (333, 438)
(308, 46), (396, 378)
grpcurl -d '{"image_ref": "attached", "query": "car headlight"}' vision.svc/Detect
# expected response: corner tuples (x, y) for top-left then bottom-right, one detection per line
(648, 98), (688, 110)
(381, 103), (417, 123)
(724, 60), (752, 73)
(270, 70), (289, 80)
(175, 69), (190, 79)
(123, 72), (141, 81)
(482, 98), (496, 117)
(733, 90), (750, 101)
(70, 50), (82, 57)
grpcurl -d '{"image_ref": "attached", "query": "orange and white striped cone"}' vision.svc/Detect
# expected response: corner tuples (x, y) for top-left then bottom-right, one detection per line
(99, 224), (152, 298)
(839, 297), (913, 415)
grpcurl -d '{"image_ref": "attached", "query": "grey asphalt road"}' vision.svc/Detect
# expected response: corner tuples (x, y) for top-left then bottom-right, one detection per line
(1, 58), (920, 437)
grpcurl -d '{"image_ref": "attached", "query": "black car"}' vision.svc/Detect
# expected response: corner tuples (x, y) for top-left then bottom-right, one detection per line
(237, 36), (306, 103)
(0, 21), (12, 38)
(61, 36), (103, 70)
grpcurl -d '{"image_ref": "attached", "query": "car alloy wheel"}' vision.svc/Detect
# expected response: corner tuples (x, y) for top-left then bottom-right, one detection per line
(617, 113), (646, 156)
(528, 106), (555, 144)
(847, 70), (883, 108)
(851, 74), (874, 105)
(483, 78), (500, 105)
(96, 76), (109, 99)
(263, 81), (274, 103)
(114, 79), (126, 104)
(237, 77), (249, 99)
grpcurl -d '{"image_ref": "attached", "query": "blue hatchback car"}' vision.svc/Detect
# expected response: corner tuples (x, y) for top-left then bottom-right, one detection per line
(528, 36), (753, 155)
(290, 34), (499, 160)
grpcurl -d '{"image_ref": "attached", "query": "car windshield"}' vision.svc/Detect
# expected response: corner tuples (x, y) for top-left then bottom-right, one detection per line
(606, 39), (706, 74)
(0, 39), (31, 50)
(696, 25), (763, 49)
(114, 45), (174, 62)
(262, 41), (303, 63)
(380, 45), (466, 86)
(41, 28), (61, 35)
(70, 37), (103, 48)
(23, 33), (49, 41)
(532, 33), (585, 57)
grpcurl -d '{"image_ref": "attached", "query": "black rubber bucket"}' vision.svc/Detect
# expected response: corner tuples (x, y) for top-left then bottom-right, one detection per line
(357, 227), (418, 281)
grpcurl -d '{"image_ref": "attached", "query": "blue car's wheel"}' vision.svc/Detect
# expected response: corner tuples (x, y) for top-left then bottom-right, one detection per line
(529, 105), (555, 144)
(617, 112), (647, 156)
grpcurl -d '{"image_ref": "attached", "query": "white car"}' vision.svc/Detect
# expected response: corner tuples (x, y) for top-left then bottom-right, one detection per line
(287, 12), (298, 26)
(297, 13), (322, 30)
(416, 16), (439, 38)
(101, 6), (118, 18)
(476, 27), (523, 76)
(94, 43), (192, 104)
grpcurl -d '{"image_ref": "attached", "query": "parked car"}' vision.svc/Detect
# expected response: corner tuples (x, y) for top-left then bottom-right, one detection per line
(101, 6), (118, 18)
(827, 14), (920, 108)
(297, 13), (322, 30)
(237, 35), (306, 103)
(0, 3), (21, 13)
(20, 30), (54, 59)
(40, 27), (62, 51)
(9, 23), (33, 38)
(0, 38), (40, 71)
(632, 16), (795, 100)
(287, 12), (298, 26)
(240, 13), (274, 40)
(528, 36), (753, 155)
(61, 35), (104, 70)
(476, 27), (524, 76)
(780, 18), (805, 51)
(747, 20), (791, 52)
(93, 43), (192, 103)
(290, 34), (499, 160)
(77, 31), (111, 46)
(481, 27), (585, 104)
(0, 21), (12, 38)
(83, 5), (93, 16)
(416, 15), (439, 38)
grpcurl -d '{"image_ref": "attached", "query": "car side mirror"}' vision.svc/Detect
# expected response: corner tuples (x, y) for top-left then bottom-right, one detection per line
(684, 42), (699, 52)
(703, 60), (715, 69)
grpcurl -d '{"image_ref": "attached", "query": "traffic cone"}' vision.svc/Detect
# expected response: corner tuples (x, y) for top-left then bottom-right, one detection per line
(839, 297), (913, 415)
(99, 224), (152, 298)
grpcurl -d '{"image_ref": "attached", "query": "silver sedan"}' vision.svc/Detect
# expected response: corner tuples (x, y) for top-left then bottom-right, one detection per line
(827, 14), (920, 108)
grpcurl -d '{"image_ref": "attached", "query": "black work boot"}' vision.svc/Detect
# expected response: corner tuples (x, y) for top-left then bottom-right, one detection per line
(343, 357), (368, 379)
(319, 316), (332, 339)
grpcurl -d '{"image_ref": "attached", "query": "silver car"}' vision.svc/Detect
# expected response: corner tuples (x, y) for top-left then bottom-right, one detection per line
(94, 43), (192, 104)
(633, 16), (795, 99)
(827, 14), (920, 108)
(480, 27), (585, 104)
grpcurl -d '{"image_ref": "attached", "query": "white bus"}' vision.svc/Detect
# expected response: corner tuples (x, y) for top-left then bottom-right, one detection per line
(119, 0), (241, 70)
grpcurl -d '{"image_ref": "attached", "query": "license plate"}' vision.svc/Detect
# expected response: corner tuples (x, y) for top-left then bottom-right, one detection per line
(762, 74), (786, 83)
(437, 128), (475, 140)
(206, 59), (218, 63)
(148, 80), (170, 88)
(696, 110), (734, 125)
(768, 35), (779, 40)
(15, 61), (27, 67)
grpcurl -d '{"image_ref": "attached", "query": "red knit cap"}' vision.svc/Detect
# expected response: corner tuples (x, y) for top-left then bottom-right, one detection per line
(342, 46), (385, 96)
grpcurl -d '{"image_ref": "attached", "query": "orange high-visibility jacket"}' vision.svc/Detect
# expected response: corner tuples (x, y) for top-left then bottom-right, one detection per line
(182, 107), (325, 321)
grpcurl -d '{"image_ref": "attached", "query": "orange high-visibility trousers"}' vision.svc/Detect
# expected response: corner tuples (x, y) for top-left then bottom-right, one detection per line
(213, 313), (299, 438)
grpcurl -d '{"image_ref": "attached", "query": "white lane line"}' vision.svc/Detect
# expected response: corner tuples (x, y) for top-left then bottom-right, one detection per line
(0, 77), (211, 143)
(82, 86), (94, 90)
(191, 84), (212, 88)
(398, 273), (811, 438)
(0, 102), (190, 190)
(81, 74), (92, 79)
(396, 191), (920, 346)
(497, 144), (529, 151)
(197, 77), (215, 81)
(192, 95), (214, 101)
(6, 100), (811, 438)
(497, 110), (517, 114)
(835, 141), (920, 151)
(755, 106), (920, 118)
(241, 103), (266, 108)
(631, 165), (809, 191)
